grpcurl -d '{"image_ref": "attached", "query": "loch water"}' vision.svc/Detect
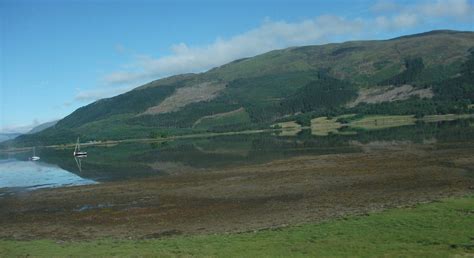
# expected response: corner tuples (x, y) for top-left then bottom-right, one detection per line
(1, 119), (473, 194)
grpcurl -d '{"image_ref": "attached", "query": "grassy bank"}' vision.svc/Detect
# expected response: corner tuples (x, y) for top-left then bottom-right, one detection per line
(1, 196), (473, 257)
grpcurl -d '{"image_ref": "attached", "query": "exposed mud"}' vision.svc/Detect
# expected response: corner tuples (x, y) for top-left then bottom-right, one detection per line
(0, 141), (473, 240)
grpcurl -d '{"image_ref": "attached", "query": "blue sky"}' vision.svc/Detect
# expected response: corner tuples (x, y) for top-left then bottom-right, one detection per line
(1, 0), (473, 133)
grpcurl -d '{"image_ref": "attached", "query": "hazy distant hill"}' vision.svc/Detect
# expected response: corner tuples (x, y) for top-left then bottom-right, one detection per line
(0, 133), (21, 143)
(8, 30), (474, 147)
(0, 120), (58, 144)
(27, 120), (59, 134)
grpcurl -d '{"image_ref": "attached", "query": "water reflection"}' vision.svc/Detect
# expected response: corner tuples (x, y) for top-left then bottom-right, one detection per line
(0, 159), (96, 191)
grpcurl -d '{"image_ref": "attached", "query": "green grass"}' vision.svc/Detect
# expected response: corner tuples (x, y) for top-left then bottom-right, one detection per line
(1, 196), (473, 257)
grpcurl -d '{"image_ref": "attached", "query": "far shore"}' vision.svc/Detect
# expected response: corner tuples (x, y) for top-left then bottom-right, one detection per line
(1, 113), (473, 154)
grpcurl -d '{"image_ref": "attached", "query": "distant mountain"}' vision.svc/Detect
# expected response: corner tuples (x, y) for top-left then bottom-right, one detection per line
(7, 30), (474, 147)
(0, 120), (58, 144)
(27, 120), (59, 134)
(0, 133), (21, 143)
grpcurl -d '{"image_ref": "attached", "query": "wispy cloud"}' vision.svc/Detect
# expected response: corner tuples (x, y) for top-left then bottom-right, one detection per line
(0, 119), (40, 134)
(374, 13), (419, 30)
(101, 15), (365, 86)
(372, 0), (473, 30)
(73, 0), (473, 103)
(74, 85), (134, 102)
(114, 43), (126, 54)
(418, 0), (473, 19)
(371, 0), (401, 13)
(372, 0), (473, 18)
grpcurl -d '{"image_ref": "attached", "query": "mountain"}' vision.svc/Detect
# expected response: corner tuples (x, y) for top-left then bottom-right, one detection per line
(0, 120), (58, 144)
(0, 133), (22, 143)
(7, 30), (474, 147)
(27, 120), (59, 134)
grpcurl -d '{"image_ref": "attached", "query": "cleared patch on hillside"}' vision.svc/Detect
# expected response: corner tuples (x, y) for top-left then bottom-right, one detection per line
(348, 85), (433, 107)
(193, 108), (250, 129)
(141, 81), (225, 115)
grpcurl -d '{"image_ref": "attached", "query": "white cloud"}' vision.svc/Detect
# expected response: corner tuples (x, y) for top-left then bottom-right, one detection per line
(372, 0), (473, 18)
(393, 13), (419, 28)
(373, 0), (473, 29)
(374, 0), (474, 30)
(0, 120), (39, 134)
(101, 16), (364, 86)
(0, 117), (62, 134)
(418, 0), (474, 19)
(375, 13), (419, 30)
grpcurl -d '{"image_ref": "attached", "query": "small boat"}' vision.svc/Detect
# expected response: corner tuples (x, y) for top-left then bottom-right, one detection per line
(29, 147), (40, 161)
(73, 137), (87, 157)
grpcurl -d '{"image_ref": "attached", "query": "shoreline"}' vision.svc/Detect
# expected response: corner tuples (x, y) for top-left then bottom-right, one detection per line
(2, 113), (473, 154)
(1, 142), (473, 241)
(1, 195), (473, 256)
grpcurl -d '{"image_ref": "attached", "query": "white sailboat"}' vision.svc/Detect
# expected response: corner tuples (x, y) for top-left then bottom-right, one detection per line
(29, 147), (40, 161)
(73, 137), (87, 157)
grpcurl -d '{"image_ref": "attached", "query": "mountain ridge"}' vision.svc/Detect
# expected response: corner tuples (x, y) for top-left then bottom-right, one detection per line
(6, 30), (474, 147)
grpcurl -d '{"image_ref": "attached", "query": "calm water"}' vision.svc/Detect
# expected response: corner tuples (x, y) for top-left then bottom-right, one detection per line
(0, 159), (96, 193)
(1, 119), (473, 193)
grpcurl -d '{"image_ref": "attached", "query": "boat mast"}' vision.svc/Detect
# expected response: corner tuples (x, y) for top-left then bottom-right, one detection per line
(74, 138), (80, 153)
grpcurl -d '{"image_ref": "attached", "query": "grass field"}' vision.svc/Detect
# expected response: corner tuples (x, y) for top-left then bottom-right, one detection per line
(1, 196), (473, 257)
(275, 121), (302, 136)
(349, 115), (417, 130)
(421, 114), (474, 123)
(310, 116), (343, 136)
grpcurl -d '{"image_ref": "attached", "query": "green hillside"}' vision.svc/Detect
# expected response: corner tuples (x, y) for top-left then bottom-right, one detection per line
(7, 30), (474, 147)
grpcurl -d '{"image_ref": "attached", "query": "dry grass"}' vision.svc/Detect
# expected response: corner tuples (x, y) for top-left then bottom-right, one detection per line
(310, 117), (343, 136)
(421, 114), (474, 123)
(350, 115), (416, 130)
(275, 121), (302, 136)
